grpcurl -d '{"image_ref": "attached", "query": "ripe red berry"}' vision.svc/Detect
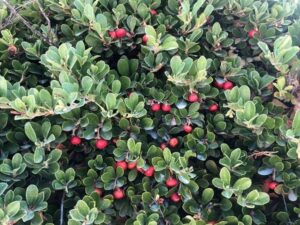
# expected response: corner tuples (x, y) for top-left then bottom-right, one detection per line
(8, 45), (17, 56)
(115, 161), (128, 171)
(94, 188), (103, 196)
(170, 192), (181, 202)
(151, 103), (161, 112)
(161, 104), (171, 112)
(160, 143), (167, 150)
(248, 29), (258, 38)
(268, 181), (278, 190)
(128, 161), (137, 169)
(142, 35), (148, 44)
(213, 80), (224, 89)
(115, 28), (127, 38)
(108, 30), (117, 39)
(207, 221), (217, 225)
(144, 166), (155, 177)
(70, 136), (81, 145)
(150, 9), (157, 15)
(166, 177), (178, 187)
(96, 139), (108, 150)
(183, 124), (192, 133)
(113, 188), (125, 200)
(223, 81), (234, 90)
(169, 138), (178, 148)
(187, 93), (199, 102)
(208, 104), (219, 112)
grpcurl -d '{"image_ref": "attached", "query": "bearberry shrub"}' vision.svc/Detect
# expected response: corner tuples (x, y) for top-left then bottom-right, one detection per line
(0, 1), (300, 225)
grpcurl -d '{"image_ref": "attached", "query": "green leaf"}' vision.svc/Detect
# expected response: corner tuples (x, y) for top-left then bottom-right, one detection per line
(6, 201), (20, 217)
(0, 182), (8, 195)
(292, 110), (300, 135)
(163, 148), (172, 163)
(244, 101), (256, 121)
(233, 178), (251, 191)
(0, 76), (7, 97)
(76, 200), (89, 217)
(118, 58), (129, 76)
(25, 122), (38, 143)
(26, 185), (39, 206)
(202, 188), (214, 204)
(258, 42), (270, 55)
(81, 76), (94, 94)
(84, 4), (95, 21)
(33, 148), (44, 164)
(112, 80), (121, 93)
(220, 167), (231, 186)
(105, 93), (117, 110)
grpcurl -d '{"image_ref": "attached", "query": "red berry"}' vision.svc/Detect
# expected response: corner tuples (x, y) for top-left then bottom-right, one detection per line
(169, 138), (178, 148)
(166, 177), (178, 187)
(142, 35), (148, 44)
(264, 179), (271, 185)
(268, 182), (278, 190)
(161, 104), (171, 112)
(208, 221), (217, 225)
(115, 161), (128, 171)
(94, 188), (103, 196)
(108, 30), (117, 39)
(183, 124), (192, 133)
(187, 93), (199, 102)
(213, 81), (224, 89)
(70, 136), (81, 145)
(113, 188), (125, 200)
(128, 161), (137, 169)
(223, 81), (234, 90)
(248, 29), (258, 38)
(150, 9), (157, 15)
(170, 192), (181, 202)
(208, 104), (219, 112)
(96, 139), (108, 150)
(160, 143), (167, 150)
(115, 28), (127, 38)
(151, 103), (161, 112)
(144, 166), (155, 177)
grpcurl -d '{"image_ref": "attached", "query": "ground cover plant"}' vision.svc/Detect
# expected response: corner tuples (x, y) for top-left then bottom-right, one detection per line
(0, 0), (300, 224)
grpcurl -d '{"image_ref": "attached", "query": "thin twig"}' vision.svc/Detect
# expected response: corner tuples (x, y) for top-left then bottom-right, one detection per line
(1, 0), (52, 44)
(35, 0), (51, 37)
(282, 194), (293, 224)
(60, 191), (65, 225)
(248, 150), (278, 159)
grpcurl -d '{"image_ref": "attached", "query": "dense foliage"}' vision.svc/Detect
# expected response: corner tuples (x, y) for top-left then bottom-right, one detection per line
(1, 0), (300, 224)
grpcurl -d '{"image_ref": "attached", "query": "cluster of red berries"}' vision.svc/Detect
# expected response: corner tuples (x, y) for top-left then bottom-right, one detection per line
(151, 102), (172, 112)
(94, 187), (125, 200)
(213, 80), (234, 90)
(70, 136), (108, 150)
(108, 28), (127, 40)
(114, 159), (155, 177)
(165, 177), (181, 202)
